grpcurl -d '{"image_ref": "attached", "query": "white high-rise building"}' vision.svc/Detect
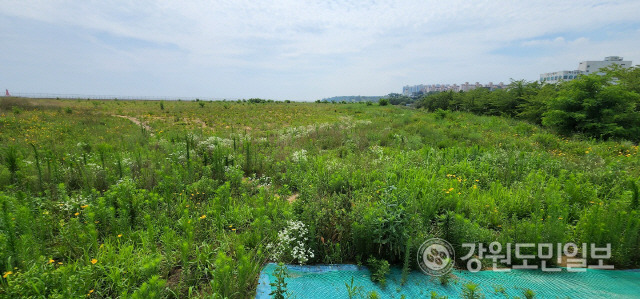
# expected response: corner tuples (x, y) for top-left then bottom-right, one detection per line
(540, 56), (633, 84)
(578, 56), (632, 74)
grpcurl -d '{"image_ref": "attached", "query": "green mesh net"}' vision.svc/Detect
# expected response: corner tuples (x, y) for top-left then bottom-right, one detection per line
(257, 263), (640, 298)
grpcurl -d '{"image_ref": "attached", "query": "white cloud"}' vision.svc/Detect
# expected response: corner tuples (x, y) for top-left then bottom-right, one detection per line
(1, 1), (639, 100)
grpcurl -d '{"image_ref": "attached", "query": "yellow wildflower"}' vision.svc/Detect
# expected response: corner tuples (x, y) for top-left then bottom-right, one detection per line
(200, 215), (206, 219)
(2, 271), (12, 278)
(91, 259), (98, 265)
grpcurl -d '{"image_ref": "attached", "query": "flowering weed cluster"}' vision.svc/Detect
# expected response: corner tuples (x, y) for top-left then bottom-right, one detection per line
(291, 149), (307, 163)
(267, 220), (315, 265)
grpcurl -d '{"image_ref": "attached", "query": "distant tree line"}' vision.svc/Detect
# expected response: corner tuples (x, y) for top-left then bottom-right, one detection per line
(415, 66), (640, 142)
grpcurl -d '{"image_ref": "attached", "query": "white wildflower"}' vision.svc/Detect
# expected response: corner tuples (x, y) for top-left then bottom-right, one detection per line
(267, 220), (314, 265)
(291, 149), (307, 163)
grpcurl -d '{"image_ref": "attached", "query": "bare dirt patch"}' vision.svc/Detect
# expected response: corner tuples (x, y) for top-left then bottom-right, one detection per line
(166, 267), (182, 288)
(113, 115), (154, 134)
(287, 193), (299, 203)
(191, 118), (213, 130)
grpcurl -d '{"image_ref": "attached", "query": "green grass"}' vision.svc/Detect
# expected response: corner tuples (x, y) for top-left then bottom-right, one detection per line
(0, 97), (638, 297)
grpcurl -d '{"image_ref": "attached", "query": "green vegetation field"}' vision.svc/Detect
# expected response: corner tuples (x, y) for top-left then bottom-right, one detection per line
(0, 95), (639, 298)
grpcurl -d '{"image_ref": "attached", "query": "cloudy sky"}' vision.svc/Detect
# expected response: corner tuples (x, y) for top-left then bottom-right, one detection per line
(1, 1), (639, 101)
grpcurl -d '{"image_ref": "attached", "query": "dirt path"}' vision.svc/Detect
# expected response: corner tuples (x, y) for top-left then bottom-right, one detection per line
(113, 115), (154, 135)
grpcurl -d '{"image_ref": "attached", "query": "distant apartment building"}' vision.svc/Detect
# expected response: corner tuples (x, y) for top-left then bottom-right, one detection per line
(402, 84), (426, 95)
(402, 81), (505, 96)
(539, 70), (582, 84)
(540, 56), (632, 84)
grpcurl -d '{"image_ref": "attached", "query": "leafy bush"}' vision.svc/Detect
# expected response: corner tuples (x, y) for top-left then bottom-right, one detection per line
(522, 288), (536, 299)
(542, 74), (640, 141)
(367, 257), (390, 287)
(129, 276), (167, 299)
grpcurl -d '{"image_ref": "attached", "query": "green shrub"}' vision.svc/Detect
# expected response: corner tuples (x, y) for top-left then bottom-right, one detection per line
(522, 288), (536, 299)
(129, 275), (167, 299)
(434, 108), (449, 120)
(542, 74), (640, 141)
(462, 282), (483, 299)
(367, 257), (390, 287)
(438, 273), (452, 286)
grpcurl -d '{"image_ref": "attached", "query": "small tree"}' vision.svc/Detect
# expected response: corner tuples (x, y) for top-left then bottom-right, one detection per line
(378, 98), (389, 106)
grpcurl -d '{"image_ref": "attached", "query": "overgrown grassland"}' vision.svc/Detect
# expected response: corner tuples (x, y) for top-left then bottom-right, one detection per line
(0, 98), (638, 297)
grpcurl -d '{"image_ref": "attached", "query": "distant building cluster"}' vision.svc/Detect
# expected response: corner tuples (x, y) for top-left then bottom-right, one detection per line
(540, 56), (632, 84)
(402, 82), (506, 96)
(402, 56), (634, 96)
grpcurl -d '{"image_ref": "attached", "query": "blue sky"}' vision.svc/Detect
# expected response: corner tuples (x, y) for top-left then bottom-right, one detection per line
(1, 1), (639, 101)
